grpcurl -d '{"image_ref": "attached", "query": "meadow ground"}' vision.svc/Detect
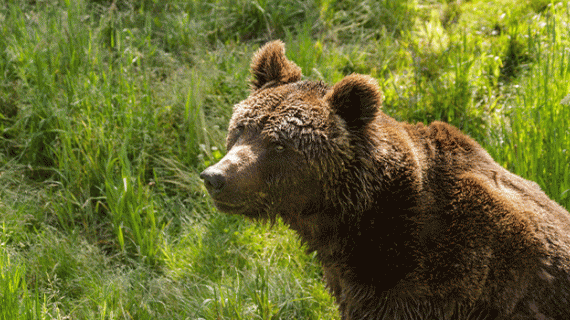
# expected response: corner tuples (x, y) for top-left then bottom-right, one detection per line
(0, 0), (569, 319)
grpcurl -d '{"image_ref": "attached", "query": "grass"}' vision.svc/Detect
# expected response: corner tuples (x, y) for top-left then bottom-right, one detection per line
(0, 0), (568, 319)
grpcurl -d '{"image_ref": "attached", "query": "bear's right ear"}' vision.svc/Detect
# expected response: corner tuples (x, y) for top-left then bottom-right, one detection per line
(250, 40), (302, 90)
(325, 74), (382, 128)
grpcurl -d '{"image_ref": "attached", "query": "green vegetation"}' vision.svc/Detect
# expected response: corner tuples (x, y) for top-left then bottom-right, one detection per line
(0, 0), (568, 318)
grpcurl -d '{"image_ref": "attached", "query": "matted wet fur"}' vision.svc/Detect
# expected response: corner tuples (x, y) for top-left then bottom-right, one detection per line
(200, 40), (570, 319)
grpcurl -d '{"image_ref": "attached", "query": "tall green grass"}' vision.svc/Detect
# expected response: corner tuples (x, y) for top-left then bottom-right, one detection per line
(488, 7), (570, 207)
(0, 0), (568, 319)
(0, 248), (42, 320)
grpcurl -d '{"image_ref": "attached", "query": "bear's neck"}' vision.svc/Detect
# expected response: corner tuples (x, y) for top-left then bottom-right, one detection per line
(283, 140), (424, 293)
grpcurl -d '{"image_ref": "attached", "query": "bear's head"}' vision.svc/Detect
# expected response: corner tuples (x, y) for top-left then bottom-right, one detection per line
(200, 40), (382, 221)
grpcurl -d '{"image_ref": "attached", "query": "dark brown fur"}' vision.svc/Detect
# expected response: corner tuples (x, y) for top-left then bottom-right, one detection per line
(200, 40), (570, 319)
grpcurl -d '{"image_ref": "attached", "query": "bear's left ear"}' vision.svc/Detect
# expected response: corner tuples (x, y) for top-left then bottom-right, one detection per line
(250, 40), (303, 90)
(325, 74), (382, 127)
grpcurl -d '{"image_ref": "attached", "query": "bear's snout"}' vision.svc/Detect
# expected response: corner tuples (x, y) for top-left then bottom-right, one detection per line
(199, 144), (262, 213)
(200, 167), (226, 195)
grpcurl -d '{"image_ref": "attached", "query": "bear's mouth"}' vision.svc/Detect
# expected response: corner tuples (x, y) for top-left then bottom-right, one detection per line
(212, 200), (248, 214)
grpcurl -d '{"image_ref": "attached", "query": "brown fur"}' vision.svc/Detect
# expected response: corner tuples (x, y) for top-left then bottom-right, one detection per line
(200, 40), (570, 319)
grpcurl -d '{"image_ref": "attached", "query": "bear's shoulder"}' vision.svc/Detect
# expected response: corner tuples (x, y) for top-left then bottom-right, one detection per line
(412, 121), (479, 152)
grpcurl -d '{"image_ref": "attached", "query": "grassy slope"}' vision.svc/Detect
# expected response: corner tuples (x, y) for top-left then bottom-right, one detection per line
(0, 0), (568, 319)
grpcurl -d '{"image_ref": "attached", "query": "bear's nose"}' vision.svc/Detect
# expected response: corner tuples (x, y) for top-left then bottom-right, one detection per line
(200, 167), (226, 193)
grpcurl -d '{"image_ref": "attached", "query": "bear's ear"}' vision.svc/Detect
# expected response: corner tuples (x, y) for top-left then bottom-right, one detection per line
(250, 40), (302, 90)
(325, 74), (382, 127)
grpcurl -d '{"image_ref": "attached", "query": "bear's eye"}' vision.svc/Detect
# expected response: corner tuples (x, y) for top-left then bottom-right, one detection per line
(235, 125), (245, 136)
(274, 144), (285, 152)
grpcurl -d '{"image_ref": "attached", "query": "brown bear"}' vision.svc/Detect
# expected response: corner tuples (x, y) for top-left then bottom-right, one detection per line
(200, 40), (570, 319)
